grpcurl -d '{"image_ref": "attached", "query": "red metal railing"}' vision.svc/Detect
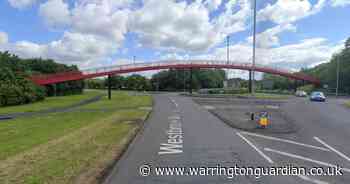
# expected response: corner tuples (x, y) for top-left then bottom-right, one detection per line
(30, 60), (321, 85)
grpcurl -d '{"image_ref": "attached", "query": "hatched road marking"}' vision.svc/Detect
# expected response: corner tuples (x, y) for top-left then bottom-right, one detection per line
(241, 131), (330, 152)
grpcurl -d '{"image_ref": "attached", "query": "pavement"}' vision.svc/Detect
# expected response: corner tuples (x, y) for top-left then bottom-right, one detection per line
(104, 93), (350, 184)
(0, 95), (103, 120)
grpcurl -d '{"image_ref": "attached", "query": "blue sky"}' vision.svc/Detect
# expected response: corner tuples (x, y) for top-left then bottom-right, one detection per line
(0, 0), (349, 72)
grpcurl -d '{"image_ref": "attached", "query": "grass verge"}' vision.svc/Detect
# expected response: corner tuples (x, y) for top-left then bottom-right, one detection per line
(0, 90), (103, 115)
(0, 91), (152, 184)
(345, 101), (350, 108)
(237, 93), (291, 99)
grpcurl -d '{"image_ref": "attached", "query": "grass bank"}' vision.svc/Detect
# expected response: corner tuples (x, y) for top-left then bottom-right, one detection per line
(185, 92), (290, 100)
(0, 91), (152, 184)
(345, 101), (350, 108)
(238, 93), (291, 100)
(0, 90), (103, 115)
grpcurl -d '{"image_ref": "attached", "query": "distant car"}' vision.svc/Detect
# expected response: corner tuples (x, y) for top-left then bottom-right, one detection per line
(310, 91), (326, 102)
(295, 90), (307, 97)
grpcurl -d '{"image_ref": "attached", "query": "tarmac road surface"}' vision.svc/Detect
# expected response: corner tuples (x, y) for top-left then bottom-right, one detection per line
(104, 93), (350, 184)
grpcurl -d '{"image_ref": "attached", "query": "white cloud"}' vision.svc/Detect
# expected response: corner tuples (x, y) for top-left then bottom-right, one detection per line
(160, 52), (190, 60)
(46, 32), (117, 67)
(257, 0), (326, 24)
(39, 0), (71, 28)
(205, 37), (342, 71)
(213, 0), (251, 37)
(12, 41), (47, 58)
(71, 0), (129, 44)
(0, 32), (9, 44)
(129, 0), (215, 52)
(331, 0), (350, 7)
(204, 0), (222, 11)
(247, 24), (297, 48)
(8, 0), (38, 9)
(130, 0), (250, 52)
(0, 32), (118, 68)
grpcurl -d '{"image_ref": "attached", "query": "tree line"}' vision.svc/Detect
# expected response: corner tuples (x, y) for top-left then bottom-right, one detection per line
(262, 37), (350, 94)
(85, 68), (226, 91)
(0, 51), (83, 106)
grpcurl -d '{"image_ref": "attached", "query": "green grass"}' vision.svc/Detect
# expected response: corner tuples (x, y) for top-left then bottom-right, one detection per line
(82, 91), (152, 109)
(0, 90), (152, 184)
(238, 93), (291, 99)
(0, 90), (103, 115)
(0, 111), (110, 160)
(345, 101), (350, 108)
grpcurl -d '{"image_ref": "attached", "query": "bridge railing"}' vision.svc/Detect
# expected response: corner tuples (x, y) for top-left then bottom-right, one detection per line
(30, 60), (319, 85)
(81, 60), (295, 76)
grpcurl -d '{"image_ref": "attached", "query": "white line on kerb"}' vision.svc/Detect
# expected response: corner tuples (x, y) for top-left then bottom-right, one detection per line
(297, 175), (329, 184)
(264, 147), (350, 173)
(236, 132), (274, 164)
(314, 136), (350, 162)
(240, 131), (330, 152)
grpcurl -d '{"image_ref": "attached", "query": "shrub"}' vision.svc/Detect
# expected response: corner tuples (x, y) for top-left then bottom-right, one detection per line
(0, 67), (45, 106)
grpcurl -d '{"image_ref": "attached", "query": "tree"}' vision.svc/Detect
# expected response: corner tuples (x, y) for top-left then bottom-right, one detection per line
(0, 51), (84, 106)
(302, 36), (350, 94)
(104, 75), (126, 89)
(150, 69), (226, 91)
(0, 67), (45, 106)
(345, 37), (350, 49)
(123, 74), (151, 91)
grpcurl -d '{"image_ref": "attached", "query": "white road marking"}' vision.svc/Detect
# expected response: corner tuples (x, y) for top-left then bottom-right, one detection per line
(314, 136), (350, 162)
(297, 175), (329, 184)
(241, 131), (330, 152)
(264, 147), (350, 173)
(170, 98), (178, 108)
(236, 132), (274, 164)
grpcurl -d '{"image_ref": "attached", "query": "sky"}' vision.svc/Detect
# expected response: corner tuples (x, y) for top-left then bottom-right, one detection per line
(0, 0), (349, 78)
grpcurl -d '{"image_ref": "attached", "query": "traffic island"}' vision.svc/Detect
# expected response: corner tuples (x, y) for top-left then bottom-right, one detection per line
(193, 97), (298, 134)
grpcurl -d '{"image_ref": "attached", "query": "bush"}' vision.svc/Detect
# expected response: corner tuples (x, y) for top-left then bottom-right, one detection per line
(0, 67), (45, 106)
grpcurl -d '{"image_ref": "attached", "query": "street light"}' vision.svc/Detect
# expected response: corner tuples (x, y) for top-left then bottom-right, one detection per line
(227, 35), (230, 80)
(227, 35), (230, 64)
(251, 0), (257, 94)
(336, 55), (340, 97)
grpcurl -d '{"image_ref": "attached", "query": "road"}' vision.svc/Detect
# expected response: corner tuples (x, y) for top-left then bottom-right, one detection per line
(104, 93), (350, 184)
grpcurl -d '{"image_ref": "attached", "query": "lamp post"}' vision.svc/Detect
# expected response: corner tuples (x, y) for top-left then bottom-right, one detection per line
(227, 35), (230, 80)
(227, 35), (230, 64)
(251, 0), (257, 94)
(336, 55), (340, 97)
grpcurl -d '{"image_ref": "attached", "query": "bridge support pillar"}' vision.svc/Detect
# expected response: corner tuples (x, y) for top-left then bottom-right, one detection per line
(248, 70), (252, 93)
(53, 83), (57, 96)
(190, 68), (193, 94)
(108, 75), (112, 100)
(294, 80), (298, 92)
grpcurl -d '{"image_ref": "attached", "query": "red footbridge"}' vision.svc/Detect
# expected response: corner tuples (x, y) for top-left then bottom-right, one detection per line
(30, 60), (320, 86)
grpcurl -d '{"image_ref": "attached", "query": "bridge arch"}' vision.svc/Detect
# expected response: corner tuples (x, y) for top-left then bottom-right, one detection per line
(30, 60), (320, 86)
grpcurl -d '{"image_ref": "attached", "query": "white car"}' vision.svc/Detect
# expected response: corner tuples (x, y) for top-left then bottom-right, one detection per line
(295, 90), (307, 97)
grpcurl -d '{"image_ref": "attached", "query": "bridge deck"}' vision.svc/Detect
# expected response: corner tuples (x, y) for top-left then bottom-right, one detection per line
(30, 60), (320, 85)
